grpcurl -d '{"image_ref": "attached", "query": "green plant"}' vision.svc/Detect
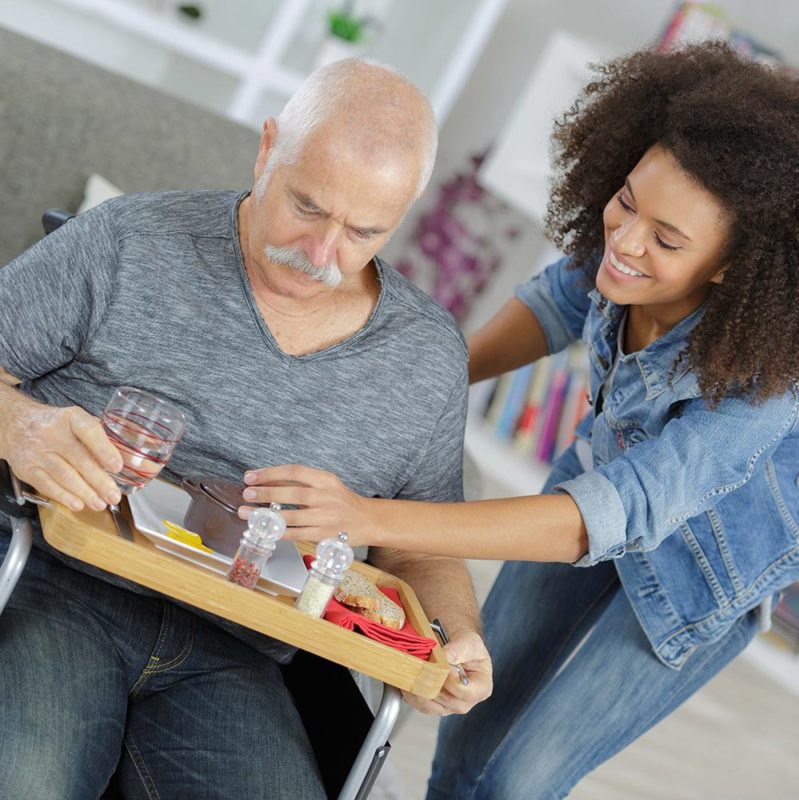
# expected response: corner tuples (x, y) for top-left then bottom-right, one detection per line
(327, 2), (378, 43)
(177, 3), (202, 21)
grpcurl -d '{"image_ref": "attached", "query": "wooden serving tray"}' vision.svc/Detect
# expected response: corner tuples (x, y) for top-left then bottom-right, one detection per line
(38, 499), (450, 698)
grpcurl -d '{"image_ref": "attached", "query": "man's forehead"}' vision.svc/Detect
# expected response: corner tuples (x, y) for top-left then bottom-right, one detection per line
(282, 149), (414, 228)
(294, 124), (420, 195)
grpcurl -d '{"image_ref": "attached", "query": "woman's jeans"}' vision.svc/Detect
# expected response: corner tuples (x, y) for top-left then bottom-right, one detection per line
(0, 541), (325, 800)
(427, 556), (759, 800)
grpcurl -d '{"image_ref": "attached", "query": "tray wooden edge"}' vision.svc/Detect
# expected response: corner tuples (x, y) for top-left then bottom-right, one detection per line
(38, 501), (449, 698)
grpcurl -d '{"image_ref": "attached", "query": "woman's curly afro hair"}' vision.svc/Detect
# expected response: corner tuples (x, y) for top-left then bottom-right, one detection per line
(545, 43), (799, 405)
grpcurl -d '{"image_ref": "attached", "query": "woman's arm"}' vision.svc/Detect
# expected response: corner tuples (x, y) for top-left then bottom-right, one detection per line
(468, 298), (549, 384)
(370, 491), (587, 561)
(472, 254), (595, 387)
(240, 465), (589, 563)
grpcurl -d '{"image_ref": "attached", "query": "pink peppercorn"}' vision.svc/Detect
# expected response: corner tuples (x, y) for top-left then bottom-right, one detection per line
(227, 555), (261, 588)
(226, 506), (286, 590)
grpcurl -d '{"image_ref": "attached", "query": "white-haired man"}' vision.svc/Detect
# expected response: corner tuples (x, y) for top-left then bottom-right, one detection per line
(0, 59), (491, 797)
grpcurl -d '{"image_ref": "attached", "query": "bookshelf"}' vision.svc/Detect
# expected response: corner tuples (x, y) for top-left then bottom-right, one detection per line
(464, 419), (551, 498)
(466, 344), (589, 498)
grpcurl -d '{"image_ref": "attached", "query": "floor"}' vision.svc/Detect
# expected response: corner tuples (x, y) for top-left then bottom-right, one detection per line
(370, 555), (799, 800)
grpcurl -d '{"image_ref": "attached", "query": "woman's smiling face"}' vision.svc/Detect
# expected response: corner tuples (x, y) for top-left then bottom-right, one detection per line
(597, 144), (731, 330)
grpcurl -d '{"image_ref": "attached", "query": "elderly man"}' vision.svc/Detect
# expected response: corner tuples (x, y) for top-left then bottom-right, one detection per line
(0, 59), (490, 797)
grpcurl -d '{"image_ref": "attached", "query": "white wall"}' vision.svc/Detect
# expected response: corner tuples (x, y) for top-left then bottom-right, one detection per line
(385, 0), (799, 332)
(442, 0), (799, 166)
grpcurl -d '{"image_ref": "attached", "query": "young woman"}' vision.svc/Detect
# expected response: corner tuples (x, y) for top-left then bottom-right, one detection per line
(242, 44), (799, 798)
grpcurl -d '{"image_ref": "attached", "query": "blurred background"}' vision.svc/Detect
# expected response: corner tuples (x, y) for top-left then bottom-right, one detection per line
(4, 0), (799, 333)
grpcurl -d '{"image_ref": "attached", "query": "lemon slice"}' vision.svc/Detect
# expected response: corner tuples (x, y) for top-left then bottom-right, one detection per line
(163, 520), (214, 553)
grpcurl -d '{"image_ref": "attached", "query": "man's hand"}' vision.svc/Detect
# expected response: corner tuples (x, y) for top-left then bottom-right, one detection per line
(402, 630), (492, 716)
(239, 464), (375, 545)
(0, 387), (123, 512)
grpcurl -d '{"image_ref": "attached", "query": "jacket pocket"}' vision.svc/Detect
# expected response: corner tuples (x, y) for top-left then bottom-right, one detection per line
(699, 464), (799, 598)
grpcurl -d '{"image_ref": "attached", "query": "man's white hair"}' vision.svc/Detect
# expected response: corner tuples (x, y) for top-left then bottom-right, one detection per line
(254, 58), (437, 202)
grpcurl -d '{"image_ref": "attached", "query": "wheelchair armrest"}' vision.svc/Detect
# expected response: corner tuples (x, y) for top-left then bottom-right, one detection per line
(0, 460), (37, 519)
(42, 209), (76, 235)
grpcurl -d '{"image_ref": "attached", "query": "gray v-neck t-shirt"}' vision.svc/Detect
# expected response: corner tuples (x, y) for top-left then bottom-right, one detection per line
(0, 189), (468, 659)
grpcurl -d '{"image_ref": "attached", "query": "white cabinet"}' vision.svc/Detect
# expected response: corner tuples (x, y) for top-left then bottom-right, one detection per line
(0, 0), (509, 128)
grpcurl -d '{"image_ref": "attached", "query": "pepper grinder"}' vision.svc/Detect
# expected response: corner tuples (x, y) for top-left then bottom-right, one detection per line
(295, 531), (354, 618)
(227, 503), (286, 589)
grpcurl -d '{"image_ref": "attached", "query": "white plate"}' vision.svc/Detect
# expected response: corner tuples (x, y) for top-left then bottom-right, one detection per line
(128, 479), (307, 597)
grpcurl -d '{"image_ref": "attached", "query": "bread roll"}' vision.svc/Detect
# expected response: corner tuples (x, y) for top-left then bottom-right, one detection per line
(335, 570), (405, 629)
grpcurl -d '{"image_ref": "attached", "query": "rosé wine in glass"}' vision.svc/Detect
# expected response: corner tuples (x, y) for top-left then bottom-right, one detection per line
(101, 387), (186, 495)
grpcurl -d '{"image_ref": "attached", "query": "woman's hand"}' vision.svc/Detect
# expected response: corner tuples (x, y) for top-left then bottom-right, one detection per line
(402, 630), (493, 716)
(239, 464), (376, 546)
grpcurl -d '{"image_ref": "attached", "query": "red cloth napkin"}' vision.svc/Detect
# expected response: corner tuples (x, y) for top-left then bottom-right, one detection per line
(302, 556), (437, 660)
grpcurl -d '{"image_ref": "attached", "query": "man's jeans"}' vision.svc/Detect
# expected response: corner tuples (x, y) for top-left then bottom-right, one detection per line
(0, 540), (325, 800)
(426, 556), (758, 800)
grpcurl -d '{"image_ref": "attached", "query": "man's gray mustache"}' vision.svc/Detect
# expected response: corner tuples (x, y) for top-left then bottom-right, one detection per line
(264, 245), (342, 288)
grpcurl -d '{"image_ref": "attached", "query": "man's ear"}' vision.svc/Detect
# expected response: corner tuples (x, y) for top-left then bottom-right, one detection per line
(254, 118), (279, 177)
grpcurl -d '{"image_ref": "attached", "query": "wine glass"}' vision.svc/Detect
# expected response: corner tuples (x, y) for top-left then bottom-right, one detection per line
(101, 386), (186, 496)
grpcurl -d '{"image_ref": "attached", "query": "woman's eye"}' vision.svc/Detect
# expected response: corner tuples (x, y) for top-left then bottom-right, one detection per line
(654, 233), (679, 252)
(296, 204), (319, 217)
(617, 193), (634, 212)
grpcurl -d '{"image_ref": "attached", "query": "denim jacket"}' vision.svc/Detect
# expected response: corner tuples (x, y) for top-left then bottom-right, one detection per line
(517, 256), (799, 668)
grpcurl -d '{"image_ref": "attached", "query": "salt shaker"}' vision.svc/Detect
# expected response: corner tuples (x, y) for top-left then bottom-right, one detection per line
(227, 503), (286, 589)
(295, 531), (354, 618)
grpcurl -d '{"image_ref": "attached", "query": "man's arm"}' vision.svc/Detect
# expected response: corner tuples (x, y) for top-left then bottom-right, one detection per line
(0, 204), (124, 511)
(368, 546), (492, 716)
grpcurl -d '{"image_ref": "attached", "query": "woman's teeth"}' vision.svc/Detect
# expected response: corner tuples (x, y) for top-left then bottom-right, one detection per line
(609, 252), (645, 277)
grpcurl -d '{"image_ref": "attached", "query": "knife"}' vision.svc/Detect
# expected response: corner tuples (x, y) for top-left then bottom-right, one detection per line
(109, 502), (135, 542)
(10, 468), (134, 542)
(430, 617), (470, 686)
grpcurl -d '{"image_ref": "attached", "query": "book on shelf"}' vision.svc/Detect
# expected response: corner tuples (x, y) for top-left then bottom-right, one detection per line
(495, 363), (534, 440)
(514, 355), (552, 456)
(479, 344), (589, 466)
(482, 370), (513, 428)
(555, 350), (592, 455)
(534, 353), (571, 463)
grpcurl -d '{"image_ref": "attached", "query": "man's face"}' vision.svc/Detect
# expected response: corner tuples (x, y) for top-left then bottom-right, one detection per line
(248, 124), (419, 298)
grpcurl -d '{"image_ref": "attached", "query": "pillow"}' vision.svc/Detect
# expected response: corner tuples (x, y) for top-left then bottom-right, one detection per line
(77, 173), (124, 213)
